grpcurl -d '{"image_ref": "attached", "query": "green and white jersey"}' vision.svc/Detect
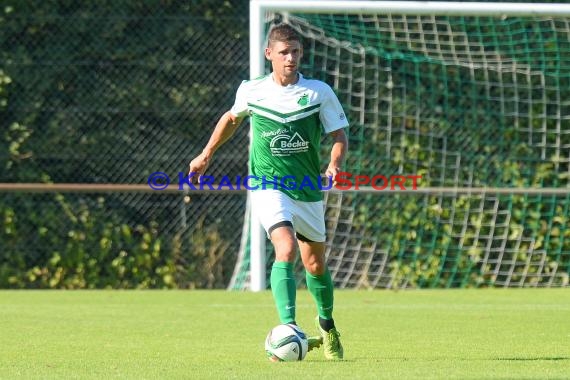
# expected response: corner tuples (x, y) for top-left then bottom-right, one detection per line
(230, 73), (349, 202)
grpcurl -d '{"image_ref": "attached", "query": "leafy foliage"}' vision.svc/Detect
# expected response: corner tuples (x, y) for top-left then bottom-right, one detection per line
(0, 0), (248, 288)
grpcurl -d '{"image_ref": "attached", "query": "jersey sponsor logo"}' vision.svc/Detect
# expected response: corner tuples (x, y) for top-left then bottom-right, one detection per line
(269, 131), (309, 156)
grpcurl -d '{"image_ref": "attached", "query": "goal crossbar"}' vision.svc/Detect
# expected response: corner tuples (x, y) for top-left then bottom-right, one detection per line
(251, 0), (570, 16)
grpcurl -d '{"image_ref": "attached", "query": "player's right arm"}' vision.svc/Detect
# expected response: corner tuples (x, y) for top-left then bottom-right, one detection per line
(189, 80), (250, 179)
(188, 111), (244, 178)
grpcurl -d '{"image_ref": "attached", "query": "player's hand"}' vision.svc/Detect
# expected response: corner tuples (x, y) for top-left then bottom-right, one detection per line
(188, 153), (210, 184)
(325, 164), (341, 186)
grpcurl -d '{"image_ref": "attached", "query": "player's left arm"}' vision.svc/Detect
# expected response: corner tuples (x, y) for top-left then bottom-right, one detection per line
(320, 82), (349, 180)
(325, 128), (348, 180)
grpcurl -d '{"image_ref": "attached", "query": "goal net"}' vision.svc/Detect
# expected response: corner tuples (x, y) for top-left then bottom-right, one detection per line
(229, 1), (570, 290)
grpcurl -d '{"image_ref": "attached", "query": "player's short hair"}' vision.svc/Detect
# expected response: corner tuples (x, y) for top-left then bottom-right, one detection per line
(267, 23), (301, 47)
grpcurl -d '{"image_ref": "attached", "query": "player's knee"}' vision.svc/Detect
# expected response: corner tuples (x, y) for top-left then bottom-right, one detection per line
(304, 261), (326, 276)
(273, 240), (297, 262)
(274, 248), (296, 262)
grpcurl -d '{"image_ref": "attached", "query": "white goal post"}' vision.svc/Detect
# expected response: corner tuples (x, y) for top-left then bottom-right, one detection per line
(246, 0), (570, 292)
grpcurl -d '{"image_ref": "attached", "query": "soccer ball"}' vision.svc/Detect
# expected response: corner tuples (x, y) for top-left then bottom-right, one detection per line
(265, 323), (309, 362)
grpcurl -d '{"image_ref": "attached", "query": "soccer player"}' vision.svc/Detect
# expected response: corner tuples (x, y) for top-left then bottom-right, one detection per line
(188, 23), (348, 360)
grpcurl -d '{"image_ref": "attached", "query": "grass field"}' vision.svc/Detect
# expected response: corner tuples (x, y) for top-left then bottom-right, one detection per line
(1, 289), (569, 379)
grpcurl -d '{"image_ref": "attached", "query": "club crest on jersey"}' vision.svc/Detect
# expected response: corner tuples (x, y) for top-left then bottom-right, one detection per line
(297, 93), (309, 107)
(269, 131), (310, 156)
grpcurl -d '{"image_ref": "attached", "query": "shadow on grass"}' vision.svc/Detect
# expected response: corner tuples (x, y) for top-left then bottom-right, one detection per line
(494, 357), (569, 361)
(347, 357), (570, 362)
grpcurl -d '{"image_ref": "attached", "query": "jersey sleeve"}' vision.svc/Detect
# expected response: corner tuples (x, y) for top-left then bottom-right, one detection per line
(320, 84), (349, 133)
(229, 80), (250, 117)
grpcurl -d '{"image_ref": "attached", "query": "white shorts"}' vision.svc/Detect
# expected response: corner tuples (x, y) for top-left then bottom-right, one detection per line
(251, 189), (326, 242)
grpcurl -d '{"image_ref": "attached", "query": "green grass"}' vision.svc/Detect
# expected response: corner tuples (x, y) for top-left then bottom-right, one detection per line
(1, 289), (569, 379)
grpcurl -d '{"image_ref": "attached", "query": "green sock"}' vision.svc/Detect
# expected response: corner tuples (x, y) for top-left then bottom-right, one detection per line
(270, 261), (296, 324)
(306, 268), (335, 320)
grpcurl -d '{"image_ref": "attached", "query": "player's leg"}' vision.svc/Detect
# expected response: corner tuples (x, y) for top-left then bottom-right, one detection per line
(298, 238), (343, 360)
(294, 200), (344, 360)
(297, 239), (334, 323)
(268, 223), (298, 324)
(251, 190), (299, 324)
(270, 230), (323, 352)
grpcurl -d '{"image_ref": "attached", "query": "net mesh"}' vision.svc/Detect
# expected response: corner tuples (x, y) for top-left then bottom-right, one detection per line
(230, 8), (570, 289)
